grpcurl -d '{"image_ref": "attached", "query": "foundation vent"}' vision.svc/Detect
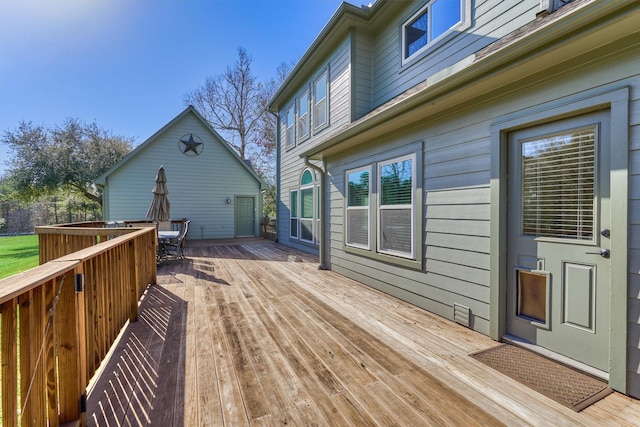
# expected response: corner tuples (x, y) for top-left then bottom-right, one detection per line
(454, 304), (471, 328)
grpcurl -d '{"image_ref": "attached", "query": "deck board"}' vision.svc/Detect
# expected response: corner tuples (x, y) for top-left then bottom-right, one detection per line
(86, 240), (640, 426)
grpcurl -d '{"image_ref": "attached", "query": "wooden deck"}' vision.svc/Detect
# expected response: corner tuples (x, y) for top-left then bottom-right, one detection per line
(86, 240), (640, 426)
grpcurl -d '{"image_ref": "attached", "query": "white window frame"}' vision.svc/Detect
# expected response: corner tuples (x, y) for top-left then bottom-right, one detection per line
(401, 0), (469, 65)
(345, 166), (372, 250)
(313, 69), (329, 132)
(316, 184), (321, 246)
(377, 154), (416, 259)
(285, 104), (295, 147)
(297, 89), (310, 142)
(290, 189), (298, 239)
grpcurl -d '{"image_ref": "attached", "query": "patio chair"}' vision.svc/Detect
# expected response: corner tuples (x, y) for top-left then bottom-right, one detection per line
(162, 220), (190, 261)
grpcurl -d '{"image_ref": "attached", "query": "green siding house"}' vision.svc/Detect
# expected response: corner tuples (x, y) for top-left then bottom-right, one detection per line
(96, 106), (265, 239)
(269, 0), (640, 398)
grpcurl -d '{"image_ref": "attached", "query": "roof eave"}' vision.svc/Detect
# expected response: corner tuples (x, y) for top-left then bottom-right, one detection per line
(268, 1), (389, 112)
(301, 0), (638, 160)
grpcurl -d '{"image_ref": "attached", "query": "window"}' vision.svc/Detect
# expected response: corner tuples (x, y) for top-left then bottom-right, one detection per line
(285, 104), (295, 147)
(521, 127), (596, 240)
(313, 70), (328, 130)
(300, 170), (315, 242)
(290, 170), (319, 244)
(346, 167), (371, 249)
(290, 190), (298, 238)
(316, 184), (321, 245)
(378, 155), (415, 258)
(297, 90), (309, 141)
(403, 0), (463, 63)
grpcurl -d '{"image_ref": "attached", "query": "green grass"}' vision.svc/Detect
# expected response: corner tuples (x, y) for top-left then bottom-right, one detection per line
(0, 235), (39, 280)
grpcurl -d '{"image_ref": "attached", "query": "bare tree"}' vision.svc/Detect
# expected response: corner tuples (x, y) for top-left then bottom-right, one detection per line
(184, 47), (263, 160)
(185, 49), (292, 216)
(249, 62), (293, 185)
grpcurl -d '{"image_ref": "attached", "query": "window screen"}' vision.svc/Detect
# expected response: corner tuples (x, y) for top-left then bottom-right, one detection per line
(521, 127), (596, 240)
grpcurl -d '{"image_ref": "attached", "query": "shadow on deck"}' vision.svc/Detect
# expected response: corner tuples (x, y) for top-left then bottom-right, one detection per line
(86, 240), (640, 426)
(87, 283), (187, 425)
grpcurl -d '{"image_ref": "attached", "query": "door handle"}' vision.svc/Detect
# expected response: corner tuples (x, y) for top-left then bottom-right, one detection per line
(586, 248), (610, 258)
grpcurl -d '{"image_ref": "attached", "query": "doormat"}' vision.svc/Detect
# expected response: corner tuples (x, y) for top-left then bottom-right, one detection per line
(470, 344), (612, 412)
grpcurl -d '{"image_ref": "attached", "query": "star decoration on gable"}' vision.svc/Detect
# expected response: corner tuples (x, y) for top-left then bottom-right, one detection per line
(179, 134), (204, 156)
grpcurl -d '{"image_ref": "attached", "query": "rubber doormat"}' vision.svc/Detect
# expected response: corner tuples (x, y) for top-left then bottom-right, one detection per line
(471, 344), (612, 412)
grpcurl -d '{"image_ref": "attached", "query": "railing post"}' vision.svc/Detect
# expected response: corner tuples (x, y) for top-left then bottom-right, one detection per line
(128, 238), (140, 322)
(56, 267), (87, 426)
(1, 299), (18, 427)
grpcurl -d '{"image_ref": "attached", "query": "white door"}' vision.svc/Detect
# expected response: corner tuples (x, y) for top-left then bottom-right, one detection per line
(507, 111), (611, 372)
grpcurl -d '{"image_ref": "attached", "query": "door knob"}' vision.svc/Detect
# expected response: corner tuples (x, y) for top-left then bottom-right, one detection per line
(586, 248), (610, 258)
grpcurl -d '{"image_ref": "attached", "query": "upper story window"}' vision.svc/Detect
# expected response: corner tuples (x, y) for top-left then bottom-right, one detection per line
(313, 70), (328, 131)
(297, 90), (310, 141)
(403, 0), (464, 64)
(285, 104), (295, 147)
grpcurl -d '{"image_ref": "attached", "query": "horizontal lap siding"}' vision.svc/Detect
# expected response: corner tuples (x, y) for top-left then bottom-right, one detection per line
(372, 0), (537, 108)
(628, 66), (640, 396)
(278, 36), (352, 250)
(326, 45), (640, 347)
(107, 114), (260, 239)
(352, 30), (372, 120)
(325, 121), (493, 334)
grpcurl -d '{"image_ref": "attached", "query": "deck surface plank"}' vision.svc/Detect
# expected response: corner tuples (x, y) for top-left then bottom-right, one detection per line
(86, 240), (640, 426)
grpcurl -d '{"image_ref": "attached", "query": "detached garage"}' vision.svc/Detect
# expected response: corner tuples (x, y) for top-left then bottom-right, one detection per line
(96, 105), (265, 240)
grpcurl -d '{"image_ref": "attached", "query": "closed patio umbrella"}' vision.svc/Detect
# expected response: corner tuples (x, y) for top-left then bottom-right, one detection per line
(146, 166), (171, 222)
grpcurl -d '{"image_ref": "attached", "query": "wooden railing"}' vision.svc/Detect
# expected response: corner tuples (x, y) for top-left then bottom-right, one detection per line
(0, 225), (157, 426)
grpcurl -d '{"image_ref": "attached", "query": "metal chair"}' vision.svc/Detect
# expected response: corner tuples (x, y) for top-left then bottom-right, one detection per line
(161, 220), (190, 260)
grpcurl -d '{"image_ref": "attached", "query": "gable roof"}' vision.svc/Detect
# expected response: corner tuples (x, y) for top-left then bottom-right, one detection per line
(95, 105), (266, 187)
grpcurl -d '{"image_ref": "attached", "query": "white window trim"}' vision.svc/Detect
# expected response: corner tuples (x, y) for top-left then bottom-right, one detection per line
(377, 154), (416, 259)
(313, 69), (329, 132)
(297, 89), (310, 142)
(345, 166), (372, 250)
(316, 184), (321, 246)
(401, 0), (470, 66)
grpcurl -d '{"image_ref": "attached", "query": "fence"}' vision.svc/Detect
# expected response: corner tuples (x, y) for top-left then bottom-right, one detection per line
(0, 224), (156, 426)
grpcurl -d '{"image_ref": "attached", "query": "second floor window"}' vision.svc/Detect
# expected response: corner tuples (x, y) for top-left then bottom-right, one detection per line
(313, 70), (328, 130)
(286, 105), (295, 147)
(403, 0), (463, 63)
(297, 90), (309, 141)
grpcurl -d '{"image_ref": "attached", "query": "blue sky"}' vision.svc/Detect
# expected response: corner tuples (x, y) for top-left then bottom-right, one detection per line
(0, 0), (354, 176)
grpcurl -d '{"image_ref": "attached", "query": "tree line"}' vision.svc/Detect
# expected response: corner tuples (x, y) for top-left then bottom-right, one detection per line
(0, 47), (287, 234)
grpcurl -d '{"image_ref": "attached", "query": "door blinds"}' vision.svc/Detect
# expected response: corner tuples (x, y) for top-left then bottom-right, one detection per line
(521, 127), (596, 240)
